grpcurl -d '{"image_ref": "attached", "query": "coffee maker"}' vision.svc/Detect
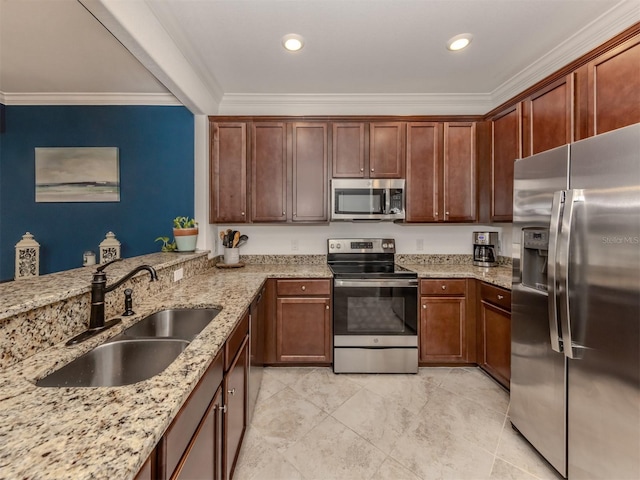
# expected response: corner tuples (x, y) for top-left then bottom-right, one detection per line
(473, 232), (499, 267)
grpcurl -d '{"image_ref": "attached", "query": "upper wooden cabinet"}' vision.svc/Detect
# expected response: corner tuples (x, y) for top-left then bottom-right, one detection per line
(210, 122), (248, 223)
(522, 75), (573, 157)
(251, 123), (288, 222)
(292, 123), (329, 222)
(332, 122), (404, 178)
(406, 122), (441, 222)
(489, 106), (521, 222)
(586, 36), (640, 137)
(443, 122), (477, 222)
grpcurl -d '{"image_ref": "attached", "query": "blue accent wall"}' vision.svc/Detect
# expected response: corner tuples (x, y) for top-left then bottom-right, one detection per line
(0, 105), (194, 281)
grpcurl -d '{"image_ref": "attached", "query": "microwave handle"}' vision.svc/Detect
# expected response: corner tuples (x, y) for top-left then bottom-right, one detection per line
(383, 188), (389, 215)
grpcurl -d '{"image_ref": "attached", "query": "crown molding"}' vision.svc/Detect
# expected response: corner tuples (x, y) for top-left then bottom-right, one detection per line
(1, 92), (181, 106)
(491, 0), (640, 107)
(218, 93), (493, 116)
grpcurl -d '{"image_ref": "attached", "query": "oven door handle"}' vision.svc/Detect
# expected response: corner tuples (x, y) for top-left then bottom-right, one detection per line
(333, 279), (418, 288)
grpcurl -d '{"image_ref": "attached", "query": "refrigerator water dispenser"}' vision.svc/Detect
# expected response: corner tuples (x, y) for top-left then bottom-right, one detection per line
(522, 229), (549, 291)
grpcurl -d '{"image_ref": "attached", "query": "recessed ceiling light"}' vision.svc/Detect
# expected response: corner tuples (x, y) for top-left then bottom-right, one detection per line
(282, 34), (304, 52)
(447, 33), (473, 51)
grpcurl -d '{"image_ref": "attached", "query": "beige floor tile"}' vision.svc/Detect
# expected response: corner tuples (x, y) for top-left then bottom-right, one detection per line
(489, 458), (540, 480)
(363, 372), (439, 414)
(290, 367), (363, 413)
(417, 366), (452, 386)
(332, 388), (414, 455)
(439, 367), (510, 414)
(390, 414), (495, 480)
(263, 366), (319, 386)
(283, 416), (386, 480)
(420, 386), (507, 454)
(251, 386), (327, 452)
(371, 457), (423, 480)
(234, 426), (304, 480)
(496, 421), (564, 480)
(256, 374), (287, 403)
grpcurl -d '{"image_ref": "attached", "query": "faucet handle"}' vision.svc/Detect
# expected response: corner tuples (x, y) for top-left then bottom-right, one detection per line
(96, 258), (122, 273)
(122, 288), (135, 316)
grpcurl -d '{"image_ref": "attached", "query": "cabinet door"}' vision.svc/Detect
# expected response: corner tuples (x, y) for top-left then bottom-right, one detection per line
(406, 122), (441, 222)
(211, 123), (248, 223)
(479, 301), (511, 388)
(587, 37), (640, 136)
(523, 76), (573, 157)
(174, 386), (223, 480)
(251, 123), (287, 222)
(369, 122), (405, 178)
(420, 296), (466, 363)
(276, 297), (331, 363)
(224, 339), (248, 480)
(332, 123), (366, 177)
(491, 106), (521, 222)
(292, 123), (328, 222)
(443, 122), (476, 222)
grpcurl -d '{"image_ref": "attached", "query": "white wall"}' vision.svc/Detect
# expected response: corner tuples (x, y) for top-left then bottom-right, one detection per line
(209, 223), (512, 257)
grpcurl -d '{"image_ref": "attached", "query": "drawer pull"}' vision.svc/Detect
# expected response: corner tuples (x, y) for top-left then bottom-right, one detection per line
(301, 285), (306, 291)
(441, 285), (446, 290)
(497, 294), (504, 300)
(228, 388), (236, 396)
(422, 304), (427, 309)
(326, 304), (330, 310)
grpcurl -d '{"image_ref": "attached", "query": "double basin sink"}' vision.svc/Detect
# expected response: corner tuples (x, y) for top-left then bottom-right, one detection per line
(36, 308), (220, 388)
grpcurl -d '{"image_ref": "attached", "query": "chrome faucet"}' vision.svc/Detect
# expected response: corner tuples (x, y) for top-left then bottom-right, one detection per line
(66, 259), (158, 345)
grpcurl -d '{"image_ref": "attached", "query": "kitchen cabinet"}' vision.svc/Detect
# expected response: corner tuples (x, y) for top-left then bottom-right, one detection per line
(419, 279), (473, 364)
(332, 122), (404, 178)
(224, 338), (248, 480)
(489, 106), (521, 222)
(134, 454), (154, 480)
(274, 279), (332, 364)
(291, 123), (329, 222)
(251, 122), (288, 222)
(522, 75), (573, 157)
(210, 122), (249, 223)
(405, 122), (476, 222)
(477, 282), (511, 389)
(405, 122), (441, 222)
(585, 35), (640, 137)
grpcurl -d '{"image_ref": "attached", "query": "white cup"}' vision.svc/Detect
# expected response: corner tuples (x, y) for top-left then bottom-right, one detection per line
(224, 247), (240, 265)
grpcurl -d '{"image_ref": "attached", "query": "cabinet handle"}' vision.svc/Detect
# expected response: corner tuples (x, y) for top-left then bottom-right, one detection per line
(422, 304), (427, 309)
(301, 285), (306, 291)
(497, 294), (504, 300)
(241, 211), (245, 216)
(371, 168), (375, 172)
(228, 388), (235, 396)
(445, 211), (450, 215)
(220, 405), (227, 414)
(435, 212), (438, 216)
(282, 211), (286, 215)
(325, 304), (330, 310)
(360, 167), (364, 172)
(293, 212), (297, 217)
(441, 285), (446, 290)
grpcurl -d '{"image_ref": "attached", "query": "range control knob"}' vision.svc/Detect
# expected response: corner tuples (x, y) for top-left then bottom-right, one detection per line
(382, 243), (388, 249)
(329, 243), (335, 249)
(336, 243), (341, 249)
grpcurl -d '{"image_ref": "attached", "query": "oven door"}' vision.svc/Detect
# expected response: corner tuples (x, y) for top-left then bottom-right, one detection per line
(333, 278), (418, 345)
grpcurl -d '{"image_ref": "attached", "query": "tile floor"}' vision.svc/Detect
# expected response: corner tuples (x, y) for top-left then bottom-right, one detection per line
(234, 367), (563, 480)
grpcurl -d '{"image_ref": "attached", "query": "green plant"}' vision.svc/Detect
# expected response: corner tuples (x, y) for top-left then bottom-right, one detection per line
(155, 236), (177, 252)
(173, 216), (198, 229)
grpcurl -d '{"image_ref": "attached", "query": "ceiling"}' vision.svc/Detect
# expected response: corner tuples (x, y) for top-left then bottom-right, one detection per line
(1, 0), (638, 115)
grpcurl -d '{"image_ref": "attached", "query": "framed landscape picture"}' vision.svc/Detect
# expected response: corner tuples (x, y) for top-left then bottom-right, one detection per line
(35, 147), (120, 202)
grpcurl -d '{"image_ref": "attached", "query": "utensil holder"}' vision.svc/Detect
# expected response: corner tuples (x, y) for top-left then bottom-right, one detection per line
(224, 247), (240, 265)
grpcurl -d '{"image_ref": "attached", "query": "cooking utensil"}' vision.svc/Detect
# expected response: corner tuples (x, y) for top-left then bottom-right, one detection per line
(219, 231), (226, 246)
(232, 231), (241, 248)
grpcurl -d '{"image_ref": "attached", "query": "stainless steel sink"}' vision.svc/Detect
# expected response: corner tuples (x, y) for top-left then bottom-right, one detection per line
(36, 338), (189, 387)
(121, 308), (220, 341)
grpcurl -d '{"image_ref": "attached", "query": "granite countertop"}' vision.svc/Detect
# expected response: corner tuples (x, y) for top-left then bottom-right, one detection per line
(0, 259), (510, 479)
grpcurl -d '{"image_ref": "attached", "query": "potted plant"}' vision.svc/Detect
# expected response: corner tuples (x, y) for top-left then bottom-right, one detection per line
(172, 216), (198, 252)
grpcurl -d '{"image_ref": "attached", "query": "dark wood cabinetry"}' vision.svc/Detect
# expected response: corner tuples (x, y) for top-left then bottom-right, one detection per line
(489, 106), (521, 222)
(224, 338), (248, 480)
(251, 123), (288, 222)
(332, 121), (404, 179)
(210, 123), (248, 223)
(443, 123), (476, 222)
(292, 123), (329, 222)
(274, 279), (332, 364)
(419, 279), (473, 364)
(477, 282), (511, 389)
(406, 122), (441, 222)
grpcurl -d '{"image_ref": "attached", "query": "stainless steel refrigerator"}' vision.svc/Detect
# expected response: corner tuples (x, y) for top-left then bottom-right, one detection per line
(511, 123), (640, 479)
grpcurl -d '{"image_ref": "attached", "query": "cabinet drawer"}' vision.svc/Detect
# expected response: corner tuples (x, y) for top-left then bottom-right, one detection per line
(164, 349), (223, 478)
(225, 310), (249, 371)
(481, 283), (511, 311)
(276, 279), (331, 296)
(420, 279), (466, 296)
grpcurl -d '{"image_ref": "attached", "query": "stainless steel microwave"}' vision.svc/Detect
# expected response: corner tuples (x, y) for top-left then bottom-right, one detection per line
(331, 179), (405, 221)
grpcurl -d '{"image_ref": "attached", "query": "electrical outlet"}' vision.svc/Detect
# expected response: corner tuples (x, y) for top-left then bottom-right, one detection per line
(173, 268), (184, 282)
(291, 239), (299, 251)
(416, 239), (424, 251)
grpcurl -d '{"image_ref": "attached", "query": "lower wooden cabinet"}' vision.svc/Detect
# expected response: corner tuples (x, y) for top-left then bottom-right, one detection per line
(224, 339), (248, 480)
(477, 282), (511, 388)
(419, 279), (474, 364)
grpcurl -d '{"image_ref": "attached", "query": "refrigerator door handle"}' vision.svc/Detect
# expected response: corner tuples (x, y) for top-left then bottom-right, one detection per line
(547, 190), (565, 353)
(558, 188), (585, 359)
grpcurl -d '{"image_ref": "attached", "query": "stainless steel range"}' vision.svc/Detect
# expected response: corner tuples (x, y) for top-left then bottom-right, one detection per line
(328, 238), (418, 373)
